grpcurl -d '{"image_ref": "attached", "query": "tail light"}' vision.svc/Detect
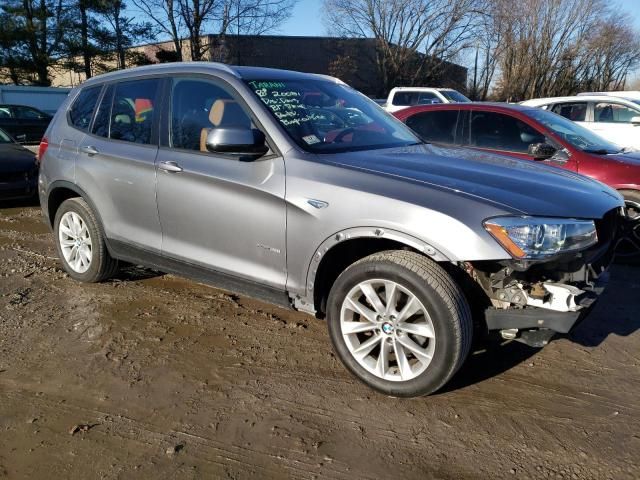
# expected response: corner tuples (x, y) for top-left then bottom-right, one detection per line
(37, 137), (49, 164)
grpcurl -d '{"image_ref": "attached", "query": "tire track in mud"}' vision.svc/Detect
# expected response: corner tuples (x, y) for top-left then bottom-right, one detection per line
(2, 205), (640, 480)
(0, 387), (362, 480)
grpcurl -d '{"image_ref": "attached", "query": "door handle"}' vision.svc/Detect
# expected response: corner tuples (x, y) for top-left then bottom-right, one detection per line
(159, 161), (183, 173)
(81, 145), (99, 156)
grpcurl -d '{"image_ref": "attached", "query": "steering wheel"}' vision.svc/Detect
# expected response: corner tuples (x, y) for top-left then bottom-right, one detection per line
(332, 127), (356, 144)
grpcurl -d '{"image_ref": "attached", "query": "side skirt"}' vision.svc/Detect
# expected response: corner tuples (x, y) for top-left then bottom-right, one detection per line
(108, 239), (293, 311)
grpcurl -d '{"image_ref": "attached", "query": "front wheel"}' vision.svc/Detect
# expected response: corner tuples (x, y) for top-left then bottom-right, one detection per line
(326, 251), (472, 397)
(617, 190), (640, 258)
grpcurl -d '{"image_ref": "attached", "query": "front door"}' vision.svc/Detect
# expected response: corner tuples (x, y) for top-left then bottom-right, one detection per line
(155, 76), (287, 289)
(590, 101), (640, 150)
(463, 110), (579, 171)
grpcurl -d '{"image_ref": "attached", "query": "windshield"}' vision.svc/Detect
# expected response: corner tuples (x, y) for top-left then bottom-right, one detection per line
(440, 90), (471, 103)
(527, 108), (622, 153)
(245, 79), (420, 153)
(0, 128), (12, 144)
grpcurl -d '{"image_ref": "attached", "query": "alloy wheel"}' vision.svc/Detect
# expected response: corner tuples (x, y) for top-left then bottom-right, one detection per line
(617, 200), (640, 258)
(58, 211), (93, 273)
(340, 279), (436, 382)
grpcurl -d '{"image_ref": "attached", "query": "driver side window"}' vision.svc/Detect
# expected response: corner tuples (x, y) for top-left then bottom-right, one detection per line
(469, 111), (546, 154)
(170, 78), (253, 153)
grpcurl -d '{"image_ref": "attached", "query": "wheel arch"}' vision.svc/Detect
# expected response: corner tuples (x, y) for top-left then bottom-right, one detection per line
(305, 227), (449, 318)
(46, 181), (112, 253)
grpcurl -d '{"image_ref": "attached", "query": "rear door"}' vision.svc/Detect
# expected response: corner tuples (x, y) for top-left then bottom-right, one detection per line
(75, 78), (164, 251)
(404, 109), (460, 146)
(155, 75), (287, 289)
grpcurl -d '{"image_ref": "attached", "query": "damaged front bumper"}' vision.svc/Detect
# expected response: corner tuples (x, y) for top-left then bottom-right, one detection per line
(469, 208), (621, 347)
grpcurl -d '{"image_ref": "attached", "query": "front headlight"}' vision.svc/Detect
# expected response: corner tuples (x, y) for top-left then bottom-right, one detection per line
(484, 217), (598, 259)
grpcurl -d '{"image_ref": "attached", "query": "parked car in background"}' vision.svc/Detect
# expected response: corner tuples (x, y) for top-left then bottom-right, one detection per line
(521, 95), (640, 151)
(0, 127), (38, 201)
(0, 85), (70, 116)
(0, 104), (52, 144)
(39, 63), (624, 397)
(578, 91), (640, 101)
(394, 102), (640, 227)
(384, 87), (470, 113)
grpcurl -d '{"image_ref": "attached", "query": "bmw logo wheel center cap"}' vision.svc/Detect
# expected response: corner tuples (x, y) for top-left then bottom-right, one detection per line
(381, 322), (395, 335)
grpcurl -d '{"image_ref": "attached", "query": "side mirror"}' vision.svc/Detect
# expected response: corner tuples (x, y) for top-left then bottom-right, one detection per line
(206, 127), (269, 159)
(631, 116), (640, 126)
(528, 142), (557, 160)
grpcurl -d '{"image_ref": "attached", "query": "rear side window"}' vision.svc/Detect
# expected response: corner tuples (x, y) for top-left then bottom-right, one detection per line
(15, 106), (48, 119)
(69, 86), (102, 131)
(91, 78), (161, 145)
(405, 110), (458, 144)
(594, 102), (639, 123)
(393, 91), (442, 107)
(392, 91), (417, 106)
(550, 102), (587, 122)
(417, 92), (439, 105)
(92, 85), (114, 138)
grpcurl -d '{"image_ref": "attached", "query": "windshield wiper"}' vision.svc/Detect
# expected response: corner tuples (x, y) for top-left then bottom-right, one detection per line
(583, 148), (610, 155)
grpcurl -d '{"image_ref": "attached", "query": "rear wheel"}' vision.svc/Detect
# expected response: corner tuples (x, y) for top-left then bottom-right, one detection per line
(54, 198), (118, 282)
(326, 251), (472, 397)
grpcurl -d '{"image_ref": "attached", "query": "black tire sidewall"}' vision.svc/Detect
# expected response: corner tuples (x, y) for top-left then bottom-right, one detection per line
(53, 198), (106, 283)
(327, 258), (466, 397)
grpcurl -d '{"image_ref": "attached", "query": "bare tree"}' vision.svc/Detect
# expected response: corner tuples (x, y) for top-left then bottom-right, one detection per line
(131, 0), (184, 60)
(323, 0), (483, 94)
(475, 0), (640, 101)
(131, 0), (295, 61)
(226, 0), (295, 36)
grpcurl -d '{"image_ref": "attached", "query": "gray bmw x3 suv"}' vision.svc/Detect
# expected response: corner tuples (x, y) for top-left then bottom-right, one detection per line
(38, 63), (624, 397)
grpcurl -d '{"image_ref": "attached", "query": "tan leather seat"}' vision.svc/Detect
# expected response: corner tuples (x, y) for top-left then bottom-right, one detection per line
(200, 99), (251, 152)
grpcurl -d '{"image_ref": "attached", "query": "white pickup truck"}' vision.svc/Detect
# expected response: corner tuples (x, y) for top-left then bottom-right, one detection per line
(383, 87), (471, 113)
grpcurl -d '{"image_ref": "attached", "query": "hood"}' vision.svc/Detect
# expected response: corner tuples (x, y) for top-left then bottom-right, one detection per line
(606, 150), (640, 165)
(326, 143), (623, 219)
(0, 143), (38, 175)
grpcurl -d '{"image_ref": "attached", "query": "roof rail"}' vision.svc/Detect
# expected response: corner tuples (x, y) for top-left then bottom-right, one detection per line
(208, 62), (240, 77)
(314, 74), (347, 85)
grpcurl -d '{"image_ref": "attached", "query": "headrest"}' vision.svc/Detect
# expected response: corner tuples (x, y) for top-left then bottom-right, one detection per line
(209, 99), (249, 127)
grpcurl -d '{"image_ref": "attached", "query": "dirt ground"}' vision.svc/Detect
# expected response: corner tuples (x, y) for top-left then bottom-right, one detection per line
(0, 201), (638, 480)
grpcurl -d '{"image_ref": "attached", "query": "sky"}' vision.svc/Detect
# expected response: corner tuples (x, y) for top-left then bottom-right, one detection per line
(280, 0), (325, 36)
(280, 0), (640, 81)
(282, 0), (640, 37)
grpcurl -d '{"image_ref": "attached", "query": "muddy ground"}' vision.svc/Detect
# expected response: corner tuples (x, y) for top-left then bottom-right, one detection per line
(0, 201), (638, 480)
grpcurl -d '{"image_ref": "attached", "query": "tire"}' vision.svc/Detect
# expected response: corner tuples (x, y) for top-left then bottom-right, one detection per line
(326, 250), (472, 397)
(53, 197), (118, 282)
(617, 190), (640, 260)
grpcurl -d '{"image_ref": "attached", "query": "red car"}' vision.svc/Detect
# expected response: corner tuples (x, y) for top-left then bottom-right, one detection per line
(394, 103), (640, 252)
